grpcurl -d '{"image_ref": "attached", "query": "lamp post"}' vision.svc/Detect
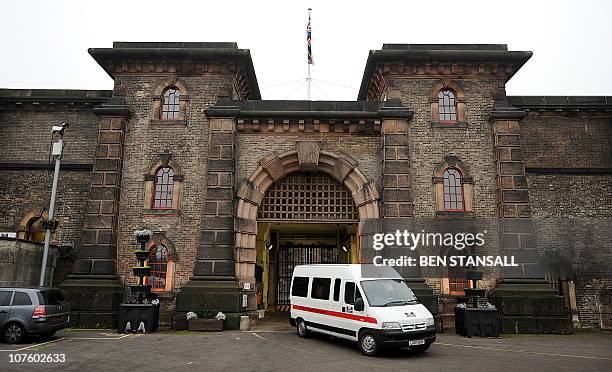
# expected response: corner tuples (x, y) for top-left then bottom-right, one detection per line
(39, 122), (69, 287)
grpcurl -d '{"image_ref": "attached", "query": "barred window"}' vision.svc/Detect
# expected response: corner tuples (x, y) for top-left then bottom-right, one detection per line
(443, 168), (464, 211)
(258, 172), (358, 222)
(154, 167), (174, 209)
(438, 89), (457, 122)
(161, 88), (180, 120)
(148, 245), (168, 291)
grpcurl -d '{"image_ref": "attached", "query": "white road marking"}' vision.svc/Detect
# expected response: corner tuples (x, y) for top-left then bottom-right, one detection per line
(436, 342), (612, 361)
(0, 333), (134, 352)
(14, 338), (64, 351)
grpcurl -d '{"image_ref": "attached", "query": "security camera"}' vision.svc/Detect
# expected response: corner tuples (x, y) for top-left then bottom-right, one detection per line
(51, 122), (69, 135)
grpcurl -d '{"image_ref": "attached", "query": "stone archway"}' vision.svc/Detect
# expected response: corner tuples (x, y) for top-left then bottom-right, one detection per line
(234, 142), (380, 284)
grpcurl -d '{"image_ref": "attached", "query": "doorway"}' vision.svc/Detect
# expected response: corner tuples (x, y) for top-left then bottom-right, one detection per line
(256, 223), (357, 311)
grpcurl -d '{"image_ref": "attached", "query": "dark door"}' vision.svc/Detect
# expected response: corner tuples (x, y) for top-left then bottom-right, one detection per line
(277, 243), (341, 305)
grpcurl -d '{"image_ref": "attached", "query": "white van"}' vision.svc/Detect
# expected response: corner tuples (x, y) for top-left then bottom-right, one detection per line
(290, 264), (435, 356)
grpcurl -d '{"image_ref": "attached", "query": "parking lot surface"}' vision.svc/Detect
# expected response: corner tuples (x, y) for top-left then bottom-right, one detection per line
(0, 328), (611, 371)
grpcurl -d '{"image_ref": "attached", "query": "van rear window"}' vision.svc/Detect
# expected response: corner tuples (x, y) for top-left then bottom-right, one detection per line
(311, 278), (331, 300)
(292, 277), (309, 297)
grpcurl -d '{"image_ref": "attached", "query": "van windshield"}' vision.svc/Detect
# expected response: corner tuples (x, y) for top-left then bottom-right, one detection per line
(360, 279), (418, 307)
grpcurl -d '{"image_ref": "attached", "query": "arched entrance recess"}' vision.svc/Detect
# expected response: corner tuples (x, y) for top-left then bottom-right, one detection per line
(234, 144), (380, 303)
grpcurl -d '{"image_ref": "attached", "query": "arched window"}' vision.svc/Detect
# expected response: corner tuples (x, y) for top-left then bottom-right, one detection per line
(16, 210), (47, 243)
(161, 88), (180, 120)
(153, 167), (174, 209)
(443, 168), (464, 211)
(438, 89), (457, 122)
(147, 245), (168, 292)
(25, 217), (46, 243)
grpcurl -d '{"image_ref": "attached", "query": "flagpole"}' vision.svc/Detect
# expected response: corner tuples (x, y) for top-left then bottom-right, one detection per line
(307, 8), (312, 101)
(307, 63), (311, 101)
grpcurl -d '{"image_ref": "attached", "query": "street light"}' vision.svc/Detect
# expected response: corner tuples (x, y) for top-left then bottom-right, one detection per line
(39, 122), (69, 287)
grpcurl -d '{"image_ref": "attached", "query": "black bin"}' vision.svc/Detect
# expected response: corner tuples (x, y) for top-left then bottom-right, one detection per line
(118, 304), (159, 333)
(455, 307), (501, 337)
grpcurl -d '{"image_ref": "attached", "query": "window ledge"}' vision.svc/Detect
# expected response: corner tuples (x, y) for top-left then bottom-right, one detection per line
(431, 121), (467, 129)
(143, 209), (181, 217)
(435, 211), (475, 219)
(150, 119), (187, 127)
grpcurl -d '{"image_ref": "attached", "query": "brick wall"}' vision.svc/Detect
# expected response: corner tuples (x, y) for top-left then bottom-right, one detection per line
(114, 74), (234, 296)
(392, 77), (501, 294)
(520, 114), (611, 168)
(235, 134), (381, 184)
(0, 109), (100, 163)
(521, 113), (612, 328)
(0, 105), (101, 253)
(393, 78), (499, 219)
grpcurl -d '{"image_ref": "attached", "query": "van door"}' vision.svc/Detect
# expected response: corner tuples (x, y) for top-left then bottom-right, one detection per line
(339, 281), (367, 340)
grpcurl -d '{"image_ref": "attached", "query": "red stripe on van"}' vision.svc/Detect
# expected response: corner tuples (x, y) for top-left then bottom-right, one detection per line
(292, 304), (377, 324)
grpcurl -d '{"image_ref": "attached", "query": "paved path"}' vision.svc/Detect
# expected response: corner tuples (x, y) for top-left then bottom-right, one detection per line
(0, 329), (611, 371)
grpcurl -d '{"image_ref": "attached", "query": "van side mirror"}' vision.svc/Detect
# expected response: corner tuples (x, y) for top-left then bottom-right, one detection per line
(354, 297), (365, 311)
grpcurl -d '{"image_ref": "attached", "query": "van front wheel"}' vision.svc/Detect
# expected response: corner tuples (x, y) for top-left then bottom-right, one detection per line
(296, 318), (310, 338)
(358, 331), (379, 356)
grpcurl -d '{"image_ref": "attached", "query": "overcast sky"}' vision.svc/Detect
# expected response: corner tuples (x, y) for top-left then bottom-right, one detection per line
(2, 0), (611, 100)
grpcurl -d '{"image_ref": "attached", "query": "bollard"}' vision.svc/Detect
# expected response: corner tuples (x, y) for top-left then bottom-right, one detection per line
(240, 315), (250, 331)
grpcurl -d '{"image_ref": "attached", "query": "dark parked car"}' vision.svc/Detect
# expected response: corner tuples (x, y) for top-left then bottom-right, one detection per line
(0, 288), (70, 344)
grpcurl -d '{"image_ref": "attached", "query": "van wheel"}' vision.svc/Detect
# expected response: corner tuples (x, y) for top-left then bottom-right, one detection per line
(358, 331), (379, 356)
(4, 323), (25, 344)
(296, 318), (310, 338)
(410, 344), (431, 353)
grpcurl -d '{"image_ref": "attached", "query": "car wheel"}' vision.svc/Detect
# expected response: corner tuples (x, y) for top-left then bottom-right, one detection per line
(358, 331), (379, 356)
(296, 318), (310, 338)
(4, 323), (26, 344)
(40, 331), (56, 341)
(410, 344), (431, 353)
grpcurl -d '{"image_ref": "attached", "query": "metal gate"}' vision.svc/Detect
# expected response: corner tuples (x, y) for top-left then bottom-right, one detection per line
(276, 243), (340, 305)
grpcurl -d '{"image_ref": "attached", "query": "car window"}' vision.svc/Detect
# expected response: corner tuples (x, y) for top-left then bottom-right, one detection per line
(0, 290), (12, 306)
(38, 290), (65, 305)
(12, 291), (32, 306)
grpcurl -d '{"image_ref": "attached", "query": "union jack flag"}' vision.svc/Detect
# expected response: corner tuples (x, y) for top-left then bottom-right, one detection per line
(307, 12), (313, 65)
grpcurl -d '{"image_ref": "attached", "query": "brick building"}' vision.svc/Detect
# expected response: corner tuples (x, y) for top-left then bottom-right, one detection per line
(0, 42), (610, 331)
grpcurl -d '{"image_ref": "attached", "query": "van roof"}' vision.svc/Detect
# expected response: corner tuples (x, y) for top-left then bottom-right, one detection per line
(293, 264), (403, 279)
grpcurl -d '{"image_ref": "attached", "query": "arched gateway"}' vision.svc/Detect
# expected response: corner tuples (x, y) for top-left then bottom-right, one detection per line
(235, 147), (380, 310)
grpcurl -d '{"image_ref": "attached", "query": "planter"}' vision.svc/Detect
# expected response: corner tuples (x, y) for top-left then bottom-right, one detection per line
(454, 307), (500, 337)
(130, 285), (152, 294)
(118, 303), (159, 333)
(464, 288), (486, 298)
(133, 266), (151, 277)
(188, 318), (223, 331)
(465, 271), (484, 281)
(135, 250), (150, 261)
(135, 234), (151, 244)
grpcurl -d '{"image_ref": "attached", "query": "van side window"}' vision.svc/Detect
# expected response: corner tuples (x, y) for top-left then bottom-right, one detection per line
(0, 290), (12, 306)
(12, 291), (32, 306)
(344, 282), (362, 305)
(311, 278), (331, 300)
(292, 276), (309, 297)
(333, 278), (341, 301)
